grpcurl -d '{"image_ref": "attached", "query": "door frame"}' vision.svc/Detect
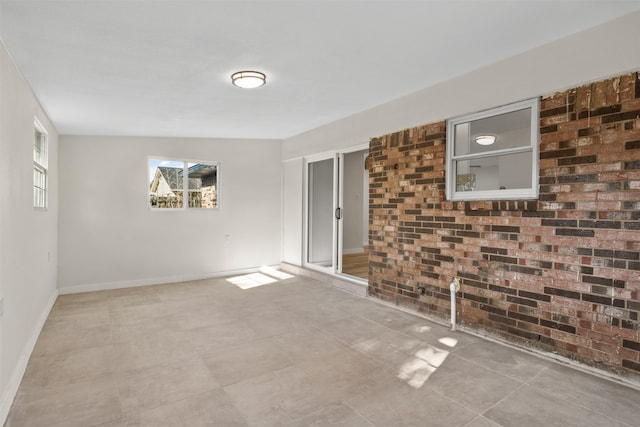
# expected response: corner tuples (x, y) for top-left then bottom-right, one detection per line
(302, 143), (369, 281)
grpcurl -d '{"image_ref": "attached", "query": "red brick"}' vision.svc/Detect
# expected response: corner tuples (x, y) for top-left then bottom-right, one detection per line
(369, 71), (640, 376)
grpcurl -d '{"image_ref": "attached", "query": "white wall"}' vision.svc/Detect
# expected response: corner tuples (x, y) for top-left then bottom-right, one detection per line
(280, 11), (640, 263)
(58, 136), (281, 293)
(0, 41), (58, 424)
(282, 159), (303, 265)
(282, 11), (640, 161)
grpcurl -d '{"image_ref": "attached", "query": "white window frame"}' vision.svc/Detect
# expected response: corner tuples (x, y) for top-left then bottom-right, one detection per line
(446, 98), (539, 201)
(148, 157), (220, 210)
(33, 118), (48, 210)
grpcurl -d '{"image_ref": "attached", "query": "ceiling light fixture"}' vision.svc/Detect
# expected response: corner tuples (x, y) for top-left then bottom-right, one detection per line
(475, 135), (496, 146)
(231, 71), (266, 89)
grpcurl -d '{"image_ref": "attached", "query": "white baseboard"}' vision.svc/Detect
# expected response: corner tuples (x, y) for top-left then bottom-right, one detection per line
(0, 289), (58, 425)
(57, 266), (277, 295)
(342, 247), (366, 255)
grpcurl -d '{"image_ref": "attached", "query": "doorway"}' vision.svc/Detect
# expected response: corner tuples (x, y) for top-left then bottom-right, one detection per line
(305, 147), (369, 280)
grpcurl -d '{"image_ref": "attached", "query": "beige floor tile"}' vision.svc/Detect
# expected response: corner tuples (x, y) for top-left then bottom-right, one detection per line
(423, 355), (523, 413)
(297, 347), (390, 399)
(484, 384), (629, 427)
(44, 304), (112, 329)
(344, 372), (476, 427)
(31, 323), (112, 357)
(398, 320), (481, 352)
(273, 327), (350, 363)
(357, 304), (425, 330)
(320, 315), (392, 346)
(184, 319), (261, 353)
(100, 389), (249, 427)
(21, 344), (120, 388)
(244, 308), (310, 338)
(116, 358), (219, 415)
(111, 332), (197, 372)
(462, 416), (503, 427)
(110, 313), (184, 343)
(152, 279), (227, 301)
(224, 365), (337, 426)
(174, 302), (246, 331)
(6, 376), (122, 427)
(283, 403), (373, 427)
(48, 292), (110, 317)
(203, 338), (294, 386)
(351, 329), (445, 378)
(527, 364), (640, 426)
(7, 274), (640, 427)
(108, 301), (181, 326)
(453, 339), (551, 382)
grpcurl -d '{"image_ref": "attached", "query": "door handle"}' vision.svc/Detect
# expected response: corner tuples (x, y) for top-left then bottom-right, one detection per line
(335, 207), (342, 219)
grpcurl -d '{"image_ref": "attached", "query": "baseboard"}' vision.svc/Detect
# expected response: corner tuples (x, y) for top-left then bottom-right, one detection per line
(57, 266), (277, 295)
(0, 289), (58, 425)
(342, 247), (366, 255)
(280, 262), (368, 297)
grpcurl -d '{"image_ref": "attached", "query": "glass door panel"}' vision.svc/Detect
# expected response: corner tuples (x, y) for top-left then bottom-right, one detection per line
(340, 149), (369, 280)
(307, 157), (336, 270)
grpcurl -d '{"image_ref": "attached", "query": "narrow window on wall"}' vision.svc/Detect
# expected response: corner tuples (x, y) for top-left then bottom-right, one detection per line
(148, 159), (218, 209)
(446, 98), (539, 201)
(33, 119), (48, 209)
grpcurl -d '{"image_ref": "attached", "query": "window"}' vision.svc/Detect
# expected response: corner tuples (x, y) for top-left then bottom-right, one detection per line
(33, 119), (48, 209)
(148, 159), (218, 209)
(446, 98), (539, 201)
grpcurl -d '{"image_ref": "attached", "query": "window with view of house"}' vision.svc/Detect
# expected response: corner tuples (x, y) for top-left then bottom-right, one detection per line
(148, 159), (218, 209)
(33, 119), (48, 209)
(446, 98), (539, 201)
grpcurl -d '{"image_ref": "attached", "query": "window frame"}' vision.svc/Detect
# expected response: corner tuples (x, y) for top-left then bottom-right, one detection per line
(33, 118), (48, 210)
(148, 157), (220, 211)
(445, 98), (540, 201)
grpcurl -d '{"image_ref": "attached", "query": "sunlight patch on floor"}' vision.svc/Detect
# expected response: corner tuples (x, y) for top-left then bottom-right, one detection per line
(227, 273), (277, 289)
(259, 266), (294, 280)
(398, 345), (450, 389)
(438, 337), (458, 347)
(227, 267), (294, 290)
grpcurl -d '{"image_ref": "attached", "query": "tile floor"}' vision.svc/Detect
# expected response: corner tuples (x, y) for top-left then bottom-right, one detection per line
(5, 272), (640, 426)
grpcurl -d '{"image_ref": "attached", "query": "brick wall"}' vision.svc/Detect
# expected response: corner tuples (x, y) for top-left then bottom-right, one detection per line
(368, 71), (640, 377)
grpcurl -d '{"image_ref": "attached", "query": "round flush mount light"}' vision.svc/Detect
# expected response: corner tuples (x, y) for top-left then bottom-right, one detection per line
(475, 135), (496, 146)
(231, 71), (266, 89)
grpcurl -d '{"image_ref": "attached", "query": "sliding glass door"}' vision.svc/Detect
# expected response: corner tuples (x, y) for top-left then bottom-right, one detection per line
(305, 147), (368, 280)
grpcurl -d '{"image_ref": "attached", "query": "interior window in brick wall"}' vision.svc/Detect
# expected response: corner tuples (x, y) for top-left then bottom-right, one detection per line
(446, 98), (539, 201)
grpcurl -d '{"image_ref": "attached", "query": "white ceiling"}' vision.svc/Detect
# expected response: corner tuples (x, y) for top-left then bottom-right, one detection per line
(2, 1), (640, 139)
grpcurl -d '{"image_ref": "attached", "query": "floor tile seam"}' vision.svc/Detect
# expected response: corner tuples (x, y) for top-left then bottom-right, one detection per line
(344, 336), (450, 389)
(430, 388), (487, 424)
(477, 380), (529, 422)
(521, 377), (637, 427)
(199, 333), (293, 357)
(449, 349), (547, 384)
(107, 352), (213, 383)
(462, 415), (502, 427)
(115, 386), (228, 423)
(338, 400), (378, 427)
(350, 312), (434, 341)
(30, 340), (117, 360)
(354, 292), (640, 392)
(481, 381), (635, 427)
(348, 312), (465, 359)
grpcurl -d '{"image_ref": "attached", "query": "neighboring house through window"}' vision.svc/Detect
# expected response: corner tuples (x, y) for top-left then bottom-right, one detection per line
(33, 118), (48, 209)
(149, 159), (218, 209)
